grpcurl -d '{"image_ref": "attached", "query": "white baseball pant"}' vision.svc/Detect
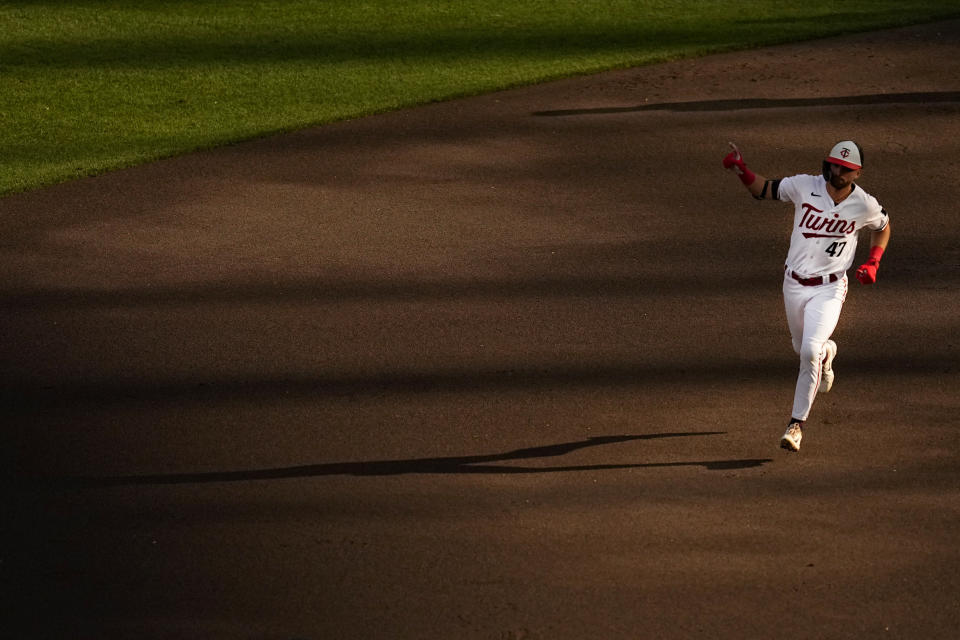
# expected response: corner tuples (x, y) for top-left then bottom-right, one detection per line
(782, 274), (848, 421)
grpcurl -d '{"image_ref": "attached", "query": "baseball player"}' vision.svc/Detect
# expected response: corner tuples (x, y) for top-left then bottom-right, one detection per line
(723, 140), (891, 452)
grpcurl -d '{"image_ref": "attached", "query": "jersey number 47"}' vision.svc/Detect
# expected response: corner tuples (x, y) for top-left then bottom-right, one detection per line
(825, 241), (847, 257)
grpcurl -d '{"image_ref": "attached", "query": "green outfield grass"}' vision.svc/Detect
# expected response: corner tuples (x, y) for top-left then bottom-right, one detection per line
(2, 1), (958, 196)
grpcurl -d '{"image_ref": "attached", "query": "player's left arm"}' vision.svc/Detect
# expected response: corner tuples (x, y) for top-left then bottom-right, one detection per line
(856, 218), (891, 285)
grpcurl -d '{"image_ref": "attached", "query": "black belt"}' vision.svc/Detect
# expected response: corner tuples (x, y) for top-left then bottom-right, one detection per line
(785, 267), (842, 287)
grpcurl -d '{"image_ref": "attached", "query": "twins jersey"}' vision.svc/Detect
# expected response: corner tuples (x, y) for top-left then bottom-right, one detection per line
(776, 174), (888, 277)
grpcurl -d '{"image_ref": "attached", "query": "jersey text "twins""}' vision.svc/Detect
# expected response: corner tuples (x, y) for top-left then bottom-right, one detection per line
(799, 203), (856, 238)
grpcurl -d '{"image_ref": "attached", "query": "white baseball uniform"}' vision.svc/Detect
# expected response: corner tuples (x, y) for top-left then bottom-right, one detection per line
(774, 173), (889, 421)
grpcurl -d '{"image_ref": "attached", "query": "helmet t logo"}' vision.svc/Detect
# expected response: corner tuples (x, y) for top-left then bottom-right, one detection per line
(840, 148), (851, 159)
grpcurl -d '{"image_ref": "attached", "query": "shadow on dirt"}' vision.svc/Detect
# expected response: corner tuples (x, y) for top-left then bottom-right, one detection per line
(533, 91), (960, 116)
(18, 433), (773, 487)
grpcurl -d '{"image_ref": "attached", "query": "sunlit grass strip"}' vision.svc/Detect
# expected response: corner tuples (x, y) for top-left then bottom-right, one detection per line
(1, 0), (957, 195)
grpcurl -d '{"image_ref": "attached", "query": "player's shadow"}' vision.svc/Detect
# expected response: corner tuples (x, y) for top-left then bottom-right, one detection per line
(41, 433), (772, 488)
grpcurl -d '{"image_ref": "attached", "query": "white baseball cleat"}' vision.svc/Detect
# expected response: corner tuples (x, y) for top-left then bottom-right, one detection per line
(780, 421), (803, 452)
(819, 339), (837, 393)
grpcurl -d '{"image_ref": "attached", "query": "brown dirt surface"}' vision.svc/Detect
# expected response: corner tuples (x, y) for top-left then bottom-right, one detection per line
(3, 19), (960, 640)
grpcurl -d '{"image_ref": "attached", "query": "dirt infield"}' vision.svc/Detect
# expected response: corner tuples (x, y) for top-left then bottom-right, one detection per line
(4, 19), (960, 640)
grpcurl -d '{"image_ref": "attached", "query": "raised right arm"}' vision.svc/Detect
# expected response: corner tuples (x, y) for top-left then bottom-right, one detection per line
(722, 142), (775, 200)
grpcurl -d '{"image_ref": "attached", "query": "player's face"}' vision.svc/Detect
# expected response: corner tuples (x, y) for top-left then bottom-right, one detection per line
(828, 163), (860, 189)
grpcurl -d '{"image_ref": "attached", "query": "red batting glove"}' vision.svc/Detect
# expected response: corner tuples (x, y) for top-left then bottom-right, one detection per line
(857, 260), (878, 284)
(722, 143), (756, 186)
(856, 246), (885, 284)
